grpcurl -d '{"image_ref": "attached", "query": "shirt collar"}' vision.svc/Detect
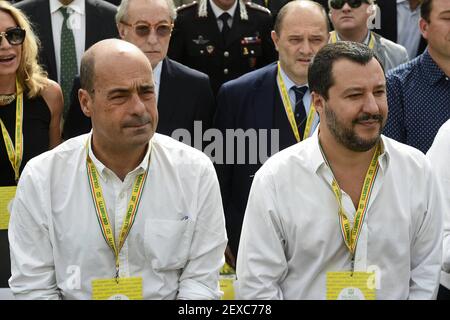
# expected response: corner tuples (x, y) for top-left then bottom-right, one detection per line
(152, 61), (163, 86)
(209, 0), (238, 19)
(278, 62), (309, 90)
(309, 129), (390, 175)
(420, 49), (448, 85)
(50, 0), (85, 15)
(87, 132), (151, 181)
(336, 30), (371, 46)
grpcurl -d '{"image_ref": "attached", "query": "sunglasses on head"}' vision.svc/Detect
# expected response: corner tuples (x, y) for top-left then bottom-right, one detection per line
(329, 0), (370, 10)
(0, 27), (26, 46)
(121, 21), (172, 38)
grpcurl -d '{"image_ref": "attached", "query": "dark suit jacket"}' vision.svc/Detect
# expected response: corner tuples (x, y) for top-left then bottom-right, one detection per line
(15, 0), (118, 81)
(63, 58), (216, 142)
(214, 62), (299, 257)
(169, 1), (277, 95)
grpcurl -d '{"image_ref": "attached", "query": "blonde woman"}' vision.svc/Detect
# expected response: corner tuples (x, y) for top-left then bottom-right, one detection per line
(0, 1), (63, 291)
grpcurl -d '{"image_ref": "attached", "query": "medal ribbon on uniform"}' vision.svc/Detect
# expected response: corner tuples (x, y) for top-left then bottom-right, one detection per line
(330, 31), (375, 49)
(321, 143), (380, 255)
(0, 78), (24, 182)
(277, 62), (316, 142)
(86, 140), (150, 280)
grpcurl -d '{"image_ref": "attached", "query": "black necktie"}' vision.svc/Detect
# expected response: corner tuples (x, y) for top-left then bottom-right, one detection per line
(292, 86), (308, 138)
(219, 12), (231, 42)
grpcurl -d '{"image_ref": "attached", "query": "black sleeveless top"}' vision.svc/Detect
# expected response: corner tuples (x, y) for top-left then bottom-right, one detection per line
(0, 94), (51, 288)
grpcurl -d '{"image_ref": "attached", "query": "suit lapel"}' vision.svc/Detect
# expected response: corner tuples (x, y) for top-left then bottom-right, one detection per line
(37, 0), (57, 80)
(85, 0), (98, 49)
(252, 64), (277, 131)
(157, 58), (177, 124)
(205, 2), (225, 49)
(225, 2), (244, 47)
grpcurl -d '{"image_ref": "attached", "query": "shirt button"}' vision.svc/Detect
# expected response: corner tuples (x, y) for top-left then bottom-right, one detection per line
(250, 50), (255, 55)
(120, 192), (125, 199)
(200, 50), (204, 54)
(446, 77), (449, 81)
(224, 68), (229, 75)
(224, 51), (229, 57)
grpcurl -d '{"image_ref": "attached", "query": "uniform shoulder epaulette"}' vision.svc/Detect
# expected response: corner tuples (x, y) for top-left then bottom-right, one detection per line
(245, 2), (271, 15)
(176, 1), (198, 12)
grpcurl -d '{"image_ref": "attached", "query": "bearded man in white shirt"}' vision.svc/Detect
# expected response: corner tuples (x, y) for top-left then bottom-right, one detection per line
(427, 120), (450, 300)
(8, 39), (227, 300)
(236, 41), (443, 300)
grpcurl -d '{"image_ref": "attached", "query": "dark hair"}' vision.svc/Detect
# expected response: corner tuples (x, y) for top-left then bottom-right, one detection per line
(420, 0), (432, 22)
(80, 50), (96, 96)
(274, 0), (330, 34)
(308, 41), (384, 100)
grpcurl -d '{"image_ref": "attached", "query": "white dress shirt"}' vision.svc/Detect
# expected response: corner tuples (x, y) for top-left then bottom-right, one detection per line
(153, 61), (162, 103)
(397, 0), (421, 58)
(209, 0), (237, 31)
(237, 131), (443, 299)
(277, 64), (319, 137)
(8, 133), (227, 300)
(427, 119), (450, 290)
(50, 0), (86, 82)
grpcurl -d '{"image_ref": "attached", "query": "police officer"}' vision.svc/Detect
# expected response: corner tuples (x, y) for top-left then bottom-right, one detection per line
(168, 0), (277, 94)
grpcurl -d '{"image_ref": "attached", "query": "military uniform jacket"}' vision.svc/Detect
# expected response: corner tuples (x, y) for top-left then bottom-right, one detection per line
(168, 0), (277, 94)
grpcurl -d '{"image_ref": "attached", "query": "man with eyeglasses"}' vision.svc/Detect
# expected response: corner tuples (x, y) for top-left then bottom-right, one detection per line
(168, 0), (277, 95)
(63, 0), (215, 147)
(327, 0), (409, 71)
(14, 0), (118, 118)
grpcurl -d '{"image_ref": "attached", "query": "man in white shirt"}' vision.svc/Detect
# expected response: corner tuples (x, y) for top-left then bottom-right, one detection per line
(327, 0), (409, 71)
(8, 39), (227, 300)
(427, 120), (450, 300)
(236, 41), (443, 300)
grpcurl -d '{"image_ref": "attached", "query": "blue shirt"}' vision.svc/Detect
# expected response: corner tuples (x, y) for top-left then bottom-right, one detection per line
(384, 49), (450, 153)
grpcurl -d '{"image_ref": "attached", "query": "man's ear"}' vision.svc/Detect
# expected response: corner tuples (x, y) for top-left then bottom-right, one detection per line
(78, 88), (92, 118)
(117, 23), (126, 39)
(312, 91), (325, 115)
(419, 17), (429, 40)
(271, 30), (279, 52)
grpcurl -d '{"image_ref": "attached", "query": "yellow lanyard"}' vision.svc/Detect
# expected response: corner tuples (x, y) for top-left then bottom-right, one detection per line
(321, 143), (381, 256)
(0, 79), (23, 182)
(330, 31), (375, 50)
(86, 140), (151, 279)
(277, 62), (316, 142)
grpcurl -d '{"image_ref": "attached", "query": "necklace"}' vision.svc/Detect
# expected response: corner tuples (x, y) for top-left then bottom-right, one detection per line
(0, 93), (16, 106)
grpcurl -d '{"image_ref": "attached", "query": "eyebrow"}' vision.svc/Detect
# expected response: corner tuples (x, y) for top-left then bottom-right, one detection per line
(342, 84), (386, 94)
(106, 84), (154, 96)
(134, 19), (171, 25)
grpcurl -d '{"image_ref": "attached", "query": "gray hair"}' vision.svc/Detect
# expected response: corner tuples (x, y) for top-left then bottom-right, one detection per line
(115, 0), (177, 24)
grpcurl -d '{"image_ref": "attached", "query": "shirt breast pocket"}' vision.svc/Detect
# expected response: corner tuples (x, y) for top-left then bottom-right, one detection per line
(144, 218), (194, 270)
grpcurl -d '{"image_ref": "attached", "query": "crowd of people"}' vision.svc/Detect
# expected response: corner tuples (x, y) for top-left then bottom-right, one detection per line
(0, 0), (449, 300)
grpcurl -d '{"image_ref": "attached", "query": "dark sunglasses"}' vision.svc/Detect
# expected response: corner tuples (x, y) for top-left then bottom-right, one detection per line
(330, 0), (370, 10)
(121, 21), (172, 38)
(0, 27), (26, 46)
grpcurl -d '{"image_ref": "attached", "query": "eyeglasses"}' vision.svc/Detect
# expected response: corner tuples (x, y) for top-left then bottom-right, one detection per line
(120, 21), (173, 38)
(329, 0), (370, 10)
(0, 27), (26, 46)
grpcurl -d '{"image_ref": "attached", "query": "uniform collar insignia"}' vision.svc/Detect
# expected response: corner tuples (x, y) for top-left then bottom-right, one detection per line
(198, 0), (248, 20)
